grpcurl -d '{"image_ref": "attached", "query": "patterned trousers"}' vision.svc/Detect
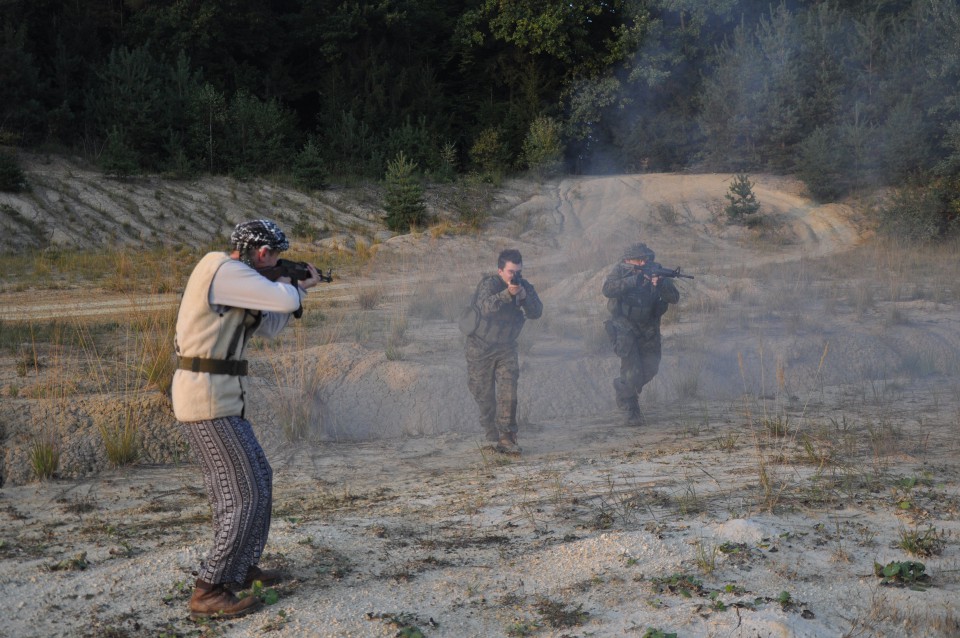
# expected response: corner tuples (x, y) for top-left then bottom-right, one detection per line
(465, 339), (520, 440)
(179, 415), (273, 585)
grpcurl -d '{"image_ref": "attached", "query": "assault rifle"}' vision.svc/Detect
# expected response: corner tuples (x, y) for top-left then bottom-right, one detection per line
(258, 258), (333, 284)
(636, 263), (694, 280)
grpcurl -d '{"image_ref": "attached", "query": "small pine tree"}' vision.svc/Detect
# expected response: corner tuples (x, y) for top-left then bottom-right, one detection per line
(383, 151), (427, 232)
(434, 140), (457, 182)
(292, 139), (328, 190)
(796, 127), (847, 201)
(0, 150), (27, 192)
(725, 174), (760, 223)
(100, 127), (140, 177)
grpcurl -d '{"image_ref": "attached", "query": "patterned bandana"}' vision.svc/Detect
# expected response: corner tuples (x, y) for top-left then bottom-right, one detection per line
(230, 220), (289, 262)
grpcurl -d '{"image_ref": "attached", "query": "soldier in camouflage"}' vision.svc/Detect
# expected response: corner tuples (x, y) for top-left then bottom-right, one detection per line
(465, 249), (543, 455)
(602, 243), (680, 426)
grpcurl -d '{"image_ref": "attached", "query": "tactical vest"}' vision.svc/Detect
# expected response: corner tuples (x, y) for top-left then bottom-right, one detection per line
(607, 285), (669, 326)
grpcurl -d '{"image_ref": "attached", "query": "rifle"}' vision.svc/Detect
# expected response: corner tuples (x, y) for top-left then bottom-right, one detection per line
(637, 263), (694, 280)
(509, 273), (523, 305)
(258, 258), (333, 284)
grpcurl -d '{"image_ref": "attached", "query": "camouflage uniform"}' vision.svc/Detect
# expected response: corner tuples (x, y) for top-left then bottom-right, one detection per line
(465, 273), (543, 443)
(602, 244), (680, 423)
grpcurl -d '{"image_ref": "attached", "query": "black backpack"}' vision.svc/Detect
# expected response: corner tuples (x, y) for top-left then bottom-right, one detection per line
(457, 280), (483, 337)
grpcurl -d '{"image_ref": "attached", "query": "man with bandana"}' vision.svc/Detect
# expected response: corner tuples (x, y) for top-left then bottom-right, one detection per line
(172, 219), (323, 619)
(464, 248), (543, 455)
(602, 242), (680, 426)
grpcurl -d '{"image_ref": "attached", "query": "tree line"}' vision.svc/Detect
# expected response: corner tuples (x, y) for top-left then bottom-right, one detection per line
(1, 0), (958, 237)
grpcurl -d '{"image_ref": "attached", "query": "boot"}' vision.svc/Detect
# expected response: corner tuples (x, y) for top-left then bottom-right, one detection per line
(243, 565), (285, 588)
(189, 580), (262, 620)
(621, 397), (644, 426)
(625, 404), (645, 427)
(495, 432), (522, 456)
(227, 565), (287, 591)
(613, 379), (632, 410)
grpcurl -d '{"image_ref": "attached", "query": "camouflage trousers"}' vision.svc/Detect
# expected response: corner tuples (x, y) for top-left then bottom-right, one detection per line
(465, 338), (520, 441)
(606, 319), (662, 410)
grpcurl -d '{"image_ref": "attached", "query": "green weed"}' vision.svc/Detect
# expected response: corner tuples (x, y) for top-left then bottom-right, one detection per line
(874, 560), (930, 590)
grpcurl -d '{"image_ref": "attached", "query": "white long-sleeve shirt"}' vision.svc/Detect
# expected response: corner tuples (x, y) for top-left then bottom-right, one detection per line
(209, 259), (305, 337)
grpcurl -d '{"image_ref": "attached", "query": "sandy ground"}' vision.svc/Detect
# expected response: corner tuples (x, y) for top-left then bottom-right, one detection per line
(2, 168), (960, 637)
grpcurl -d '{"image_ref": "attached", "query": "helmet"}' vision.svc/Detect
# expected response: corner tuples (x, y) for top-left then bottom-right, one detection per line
(622, 242), (655, 261)
(231, 219), (290, 253)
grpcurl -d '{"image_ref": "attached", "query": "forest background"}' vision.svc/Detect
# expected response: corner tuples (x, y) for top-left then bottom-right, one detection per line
(1, 0), (960, 241)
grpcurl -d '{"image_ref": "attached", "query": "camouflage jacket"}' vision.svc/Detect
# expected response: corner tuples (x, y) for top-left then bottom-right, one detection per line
(468, 273), (543, 347)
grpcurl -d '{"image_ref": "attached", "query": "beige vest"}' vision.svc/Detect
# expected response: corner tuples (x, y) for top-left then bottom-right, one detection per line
(171, 252), (260, 421)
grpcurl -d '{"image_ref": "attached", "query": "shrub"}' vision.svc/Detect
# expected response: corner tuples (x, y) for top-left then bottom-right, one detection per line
(290, 212), (321, 241)
(451, 174), (493, 229)
(522, 115), (564, 178)
(383, 152), (427, 231)
(724, 173), (760, 223)
(469, 127), (509, 180)
(99, 127), (140, 177)
(877, 181), (958, 242)
(0, 150), (27, 192)
(796, 127), (847, 201)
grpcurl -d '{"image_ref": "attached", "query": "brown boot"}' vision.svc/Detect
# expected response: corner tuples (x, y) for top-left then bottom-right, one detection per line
(189, 580), (262, 620)
(241, 565), (286, 588)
